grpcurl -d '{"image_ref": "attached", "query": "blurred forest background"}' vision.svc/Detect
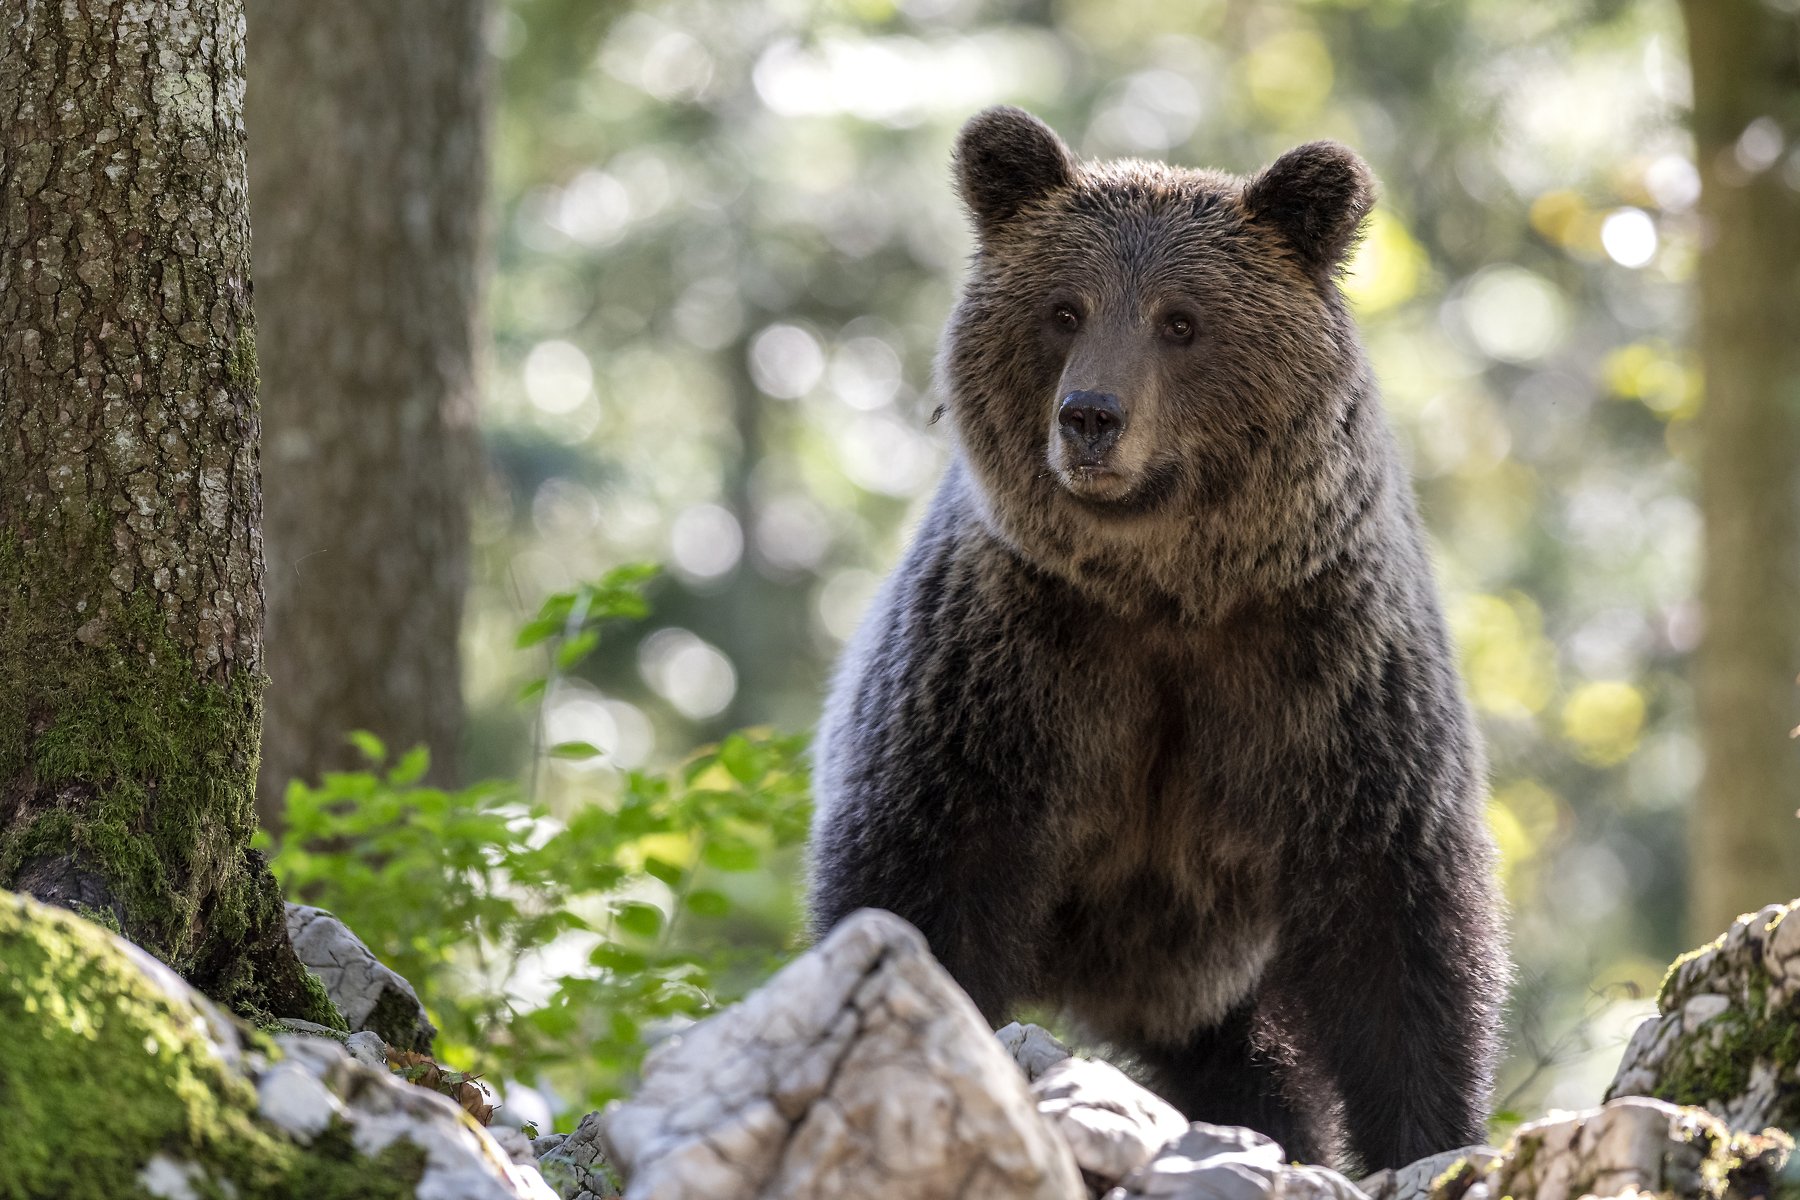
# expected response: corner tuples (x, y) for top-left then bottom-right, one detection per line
(238, 0), (1800, 1133)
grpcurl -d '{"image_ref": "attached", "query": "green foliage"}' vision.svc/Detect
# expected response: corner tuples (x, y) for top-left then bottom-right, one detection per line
(0, 539), (334, 1025)
(265, 566), (812, 1112)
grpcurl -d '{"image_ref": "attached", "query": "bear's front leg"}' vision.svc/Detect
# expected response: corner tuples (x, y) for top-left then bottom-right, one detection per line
(1270, 829), (1506, 1172)
(807, 781), (1053, 1022)
(1131, 1000), (1318, 1161)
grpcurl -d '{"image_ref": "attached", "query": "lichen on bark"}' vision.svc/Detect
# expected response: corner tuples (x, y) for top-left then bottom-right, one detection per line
(0, 0), (333, 1023)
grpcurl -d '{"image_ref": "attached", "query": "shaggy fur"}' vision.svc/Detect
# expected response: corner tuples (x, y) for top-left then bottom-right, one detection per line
(808, 107), (1508, 1173)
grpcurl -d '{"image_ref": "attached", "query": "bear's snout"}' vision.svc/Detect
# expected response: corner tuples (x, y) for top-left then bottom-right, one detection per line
(1057, 390), (1126, 463)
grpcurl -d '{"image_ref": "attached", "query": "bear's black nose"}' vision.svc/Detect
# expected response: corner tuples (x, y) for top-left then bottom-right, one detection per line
(1058, 391), (1125, 458)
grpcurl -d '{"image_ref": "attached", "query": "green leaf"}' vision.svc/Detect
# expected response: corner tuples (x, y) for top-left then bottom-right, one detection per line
(517, 677), (547, 703)
(700, 839), (760, 872)
(346, 730), (387, 763)
(683, 889), (731, 917)
(549, 741), (604, 761)
(643, 856), (686, 887)
(515, 615), (563, 648)
(604, 562), (660, 586)
(555, 629), (600, 670)
(591, 944), (647, 973)
(614, 901), (664, 939)
(388, 744), (431, 786)
(718, 735), (763, 785)
(608, 1010), (642, 1046)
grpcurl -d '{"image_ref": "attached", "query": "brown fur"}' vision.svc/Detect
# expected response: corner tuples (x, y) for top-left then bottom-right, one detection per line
(808, 107), (1508, 1173)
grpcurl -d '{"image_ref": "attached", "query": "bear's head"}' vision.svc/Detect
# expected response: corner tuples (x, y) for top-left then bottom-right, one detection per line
(940, 106), (1388, 620)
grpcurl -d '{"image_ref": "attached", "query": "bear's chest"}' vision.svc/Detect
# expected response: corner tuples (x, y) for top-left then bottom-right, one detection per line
(1053, 617), (1315, 865)
(1046, 655), (1291, 1037)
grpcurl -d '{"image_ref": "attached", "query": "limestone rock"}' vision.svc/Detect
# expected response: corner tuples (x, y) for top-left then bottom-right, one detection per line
(536, 1111), (624, 1200)
(1607, 898), (1800, 1130)
(1383, 1097), (1789, 1200)
(1031, 1057), (1188, 1192)
(1104, 1123), (1368, 1200)
(1000, 1020), (1075, 1082)
(286, 902), (437, 1051)
(1358, 1147), (1500, 1200)
(345, 1028), (392, 1069)
(490, 1126), (542, 1169)
(264, 1033), (559, 1200)
(598, 908), (1083, 1199)
(0, 891), (551, 1200)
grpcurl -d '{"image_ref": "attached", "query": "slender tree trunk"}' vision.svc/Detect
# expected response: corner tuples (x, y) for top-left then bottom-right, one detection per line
(1683, 0), (1800, 939)
(245, 0), (487, 828)
(0, 0), (333, 1021)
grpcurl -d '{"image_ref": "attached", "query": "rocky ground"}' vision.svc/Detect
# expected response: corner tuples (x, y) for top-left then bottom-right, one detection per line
(2, 893), (1797, 1199)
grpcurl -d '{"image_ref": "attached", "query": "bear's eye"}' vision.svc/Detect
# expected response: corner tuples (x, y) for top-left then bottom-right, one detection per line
(1051, 304), (1081, 332)
(1162, 314), (1196, 345)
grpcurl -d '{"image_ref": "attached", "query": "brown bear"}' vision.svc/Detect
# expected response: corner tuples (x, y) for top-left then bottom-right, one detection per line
(807, 106), (1507, 1172)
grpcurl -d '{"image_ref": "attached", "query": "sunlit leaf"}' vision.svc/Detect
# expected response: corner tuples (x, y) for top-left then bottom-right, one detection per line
(346, 730), (387, 763)
(683, 889), (731, 917)
(614, 901), (664, 939)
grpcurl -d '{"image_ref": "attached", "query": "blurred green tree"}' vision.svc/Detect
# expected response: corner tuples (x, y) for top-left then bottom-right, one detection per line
(246, 0), (491, 831)
(1681, 0), (1800, 941)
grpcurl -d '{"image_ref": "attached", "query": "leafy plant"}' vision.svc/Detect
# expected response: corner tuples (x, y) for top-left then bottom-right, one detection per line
(262, 565), (812, 1114)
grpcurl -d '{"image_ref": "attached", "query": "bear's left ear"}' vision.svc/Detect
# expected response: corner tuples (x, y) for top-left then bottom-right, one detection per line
(954, 106), (1076, 242)
(1243, 141), (1376, 275)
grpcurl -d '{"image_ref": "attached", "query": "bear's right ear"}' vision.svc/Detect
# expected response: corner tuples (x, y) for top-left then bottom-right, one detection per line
(953, 106), (1075, 241)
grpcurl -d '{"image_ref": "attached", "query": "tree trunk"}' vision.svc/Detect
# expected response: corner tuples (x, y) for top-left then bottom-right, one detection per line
(0, 0), (334, 1022)
(245, 0), (487, 829)
(1683, 0), (1800, 938)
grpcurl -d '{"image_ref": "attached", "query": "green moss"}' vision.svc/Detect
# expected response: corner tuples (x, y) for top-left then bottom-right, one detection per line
(1656, 936), (1722, 1009)
(1651, 1005), (1800, 1125)
(0, 893), (425, 1200)
(367, 982), (431, 1051)
(66, 899), (121, 934)
(0, 533), (334, 1023)
(228, 325), (259, 391)
(1427, 1155), (1478, 1200)
(298, 965), (347, 1031)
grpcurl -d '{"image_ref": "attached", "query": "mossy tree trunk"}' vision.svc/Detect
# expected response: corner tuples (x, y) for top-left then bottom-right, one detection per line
(1682, 0), (1800, 939)
(0, 0), (335, 1023)
(245, 0), (488, 831)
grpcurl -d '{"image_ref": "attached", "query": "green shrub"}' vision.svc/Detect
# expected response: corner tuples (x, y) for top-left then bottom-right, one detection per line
(261, 566), (812, 1114)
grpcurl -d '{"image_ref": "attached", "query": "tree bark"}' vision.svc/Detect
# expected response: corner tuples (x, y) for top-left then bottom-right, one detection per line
(0, 0), (333, 1022)
(1683, 0), (1800, 938)
(245, 0), (487, 829)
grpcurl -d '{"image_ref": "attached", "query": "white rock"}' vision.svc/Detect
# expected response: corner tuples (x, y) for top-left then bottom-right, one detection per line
(286, 902), (436, 1050)
(345, 1029), (390, 1069)
(266, 1033), (555, 1200)
(1448, 1096), (1789, 1200)
(1105, 1123), (1368, 1200)
(600, 909), (1083, 1199)
(999, 1021), (1074, 1082)
(1608, 896), (1800, 1131)
(258, 1058), (347, 1140)
(138, 1154), (210, 1200)
(1679, 992), (1729, 1028)
(1032, 1057), (1188, 1189)
(535, 1110), (622, 1199)
(1359, 1146), (1500, 1200)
